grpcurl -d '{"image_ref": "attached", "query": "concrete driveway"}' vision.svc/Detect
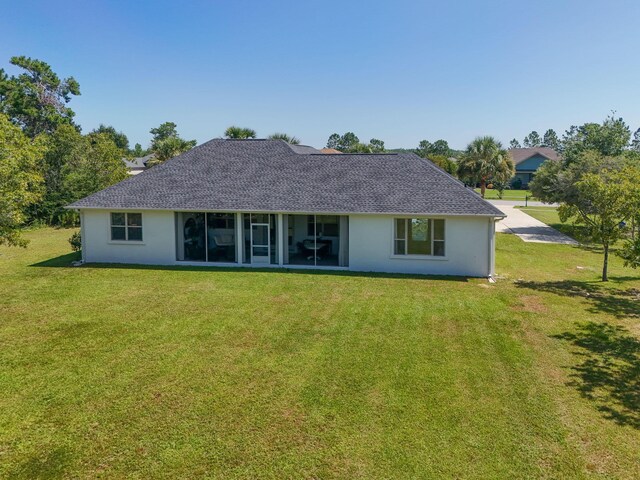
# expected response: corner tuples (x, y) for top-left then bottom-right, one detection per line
(492, 204), (578, 245)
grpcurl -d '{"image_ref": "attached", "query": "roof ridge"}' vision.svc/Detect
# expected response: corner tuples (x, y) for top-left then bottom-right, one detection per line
(308, 152), (399, 156)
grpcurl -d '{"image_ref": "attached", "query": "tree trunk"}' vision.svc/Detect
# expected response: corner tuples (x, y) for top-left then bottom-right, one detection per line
(480, 179), (486, 198)
(602, 243), (609, 282)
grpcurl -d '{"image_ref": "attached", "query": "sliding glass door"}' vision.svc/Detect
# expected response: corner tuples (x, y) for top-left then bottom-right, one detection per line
(283, 214), (348, 267)
(206, 213), (236, 262)
(176, 212), (236, 262)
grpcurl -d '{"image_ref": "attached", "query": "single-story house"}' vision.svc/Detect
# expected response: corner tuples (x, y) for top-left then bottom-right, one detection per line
(508, 147), (559, 188)
(68, 139), (505, 278)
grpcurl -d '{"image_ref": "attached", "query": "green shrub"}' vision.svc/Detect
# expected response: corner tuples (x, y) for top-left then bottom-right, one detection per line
(69, 231), (82, 252)
(512, 177), (523, 190)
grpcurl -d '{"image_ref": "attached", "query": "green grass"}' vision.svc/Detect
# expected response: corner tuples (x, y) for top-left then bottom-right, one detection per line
(1, 229), (640, 478)
(474, 188), (533, 200)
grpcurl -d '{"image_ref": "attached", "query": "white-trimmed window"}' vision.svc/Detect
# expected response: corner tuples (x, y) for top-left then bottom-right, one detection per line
(394, 218), (445, 256)
(110, 212), (143, 241)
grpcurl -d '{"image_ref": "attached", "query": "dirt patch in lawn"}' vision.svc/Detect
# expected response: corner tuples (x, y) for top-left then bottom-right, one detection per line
(513, 295), (548, 313)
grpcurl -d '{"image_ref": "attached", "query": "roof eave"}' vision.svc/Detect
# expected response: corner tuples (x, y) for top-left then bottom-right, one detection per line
(66, 205), (505, 218)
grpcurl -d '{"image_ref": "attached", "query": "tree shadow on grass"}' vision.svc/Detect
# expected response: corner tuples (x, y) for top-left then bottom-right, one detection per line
(11, 446), (72, 479)
(546, 222), (590, 243)
(516, 280), (640, 319)
(553, 322), (640, 429)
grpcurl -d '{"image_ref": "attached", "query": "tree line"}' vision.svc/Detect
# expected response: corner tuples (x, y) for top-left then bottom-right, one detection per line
(509, 129), (561, 150)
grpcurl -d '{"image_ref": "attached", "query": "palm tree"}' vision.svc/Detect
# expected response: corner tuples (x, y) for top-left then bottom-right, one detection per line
(457, 136), (515, 198)
(224, 126), (257, 139)
(268, 132), (300, 144)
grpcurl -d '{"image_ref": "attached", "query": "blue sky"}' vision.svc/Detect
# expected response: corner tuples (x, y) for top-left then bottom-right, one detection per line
(2, 0), (639, 149)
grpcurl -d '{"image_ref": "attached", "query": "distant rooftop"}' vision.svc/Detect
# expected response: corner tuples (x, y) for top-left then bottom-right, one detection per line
(508, 147), (559, 165)
(123, 154), (154, 170)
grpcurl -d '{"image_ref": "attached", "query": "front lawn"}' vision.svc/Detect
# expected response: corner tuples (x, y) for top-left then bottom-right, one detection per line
(1, 229), (639, 478)
(474, 188), (533, 200)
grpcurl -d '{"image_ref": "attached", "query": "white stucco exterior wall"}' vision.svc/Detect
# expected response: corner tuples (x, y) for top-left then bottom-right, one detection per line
(348, 214), (492, 277)
(82, 209), (176, 265)
(80, 209), (495, 277)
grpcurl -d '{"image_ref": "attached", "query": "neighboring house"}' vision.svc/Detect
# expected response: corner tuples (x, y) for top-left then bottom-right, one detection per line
(68, 139), (505, 278)
(320, 148), (342, 154)
(508, 147), (559, 188)
(123, 154), (154, 175)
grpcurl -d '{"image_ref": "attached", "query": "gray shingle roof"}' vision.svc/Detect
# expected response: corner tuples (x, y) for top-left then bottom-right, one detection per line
(508, 147), (559, 165)
(69, 139), (504, 217)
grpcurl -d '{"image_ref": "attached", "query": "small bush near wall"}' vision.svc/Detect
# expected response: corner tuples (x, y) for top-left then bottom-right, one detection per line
(69, 231), (82, 252)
